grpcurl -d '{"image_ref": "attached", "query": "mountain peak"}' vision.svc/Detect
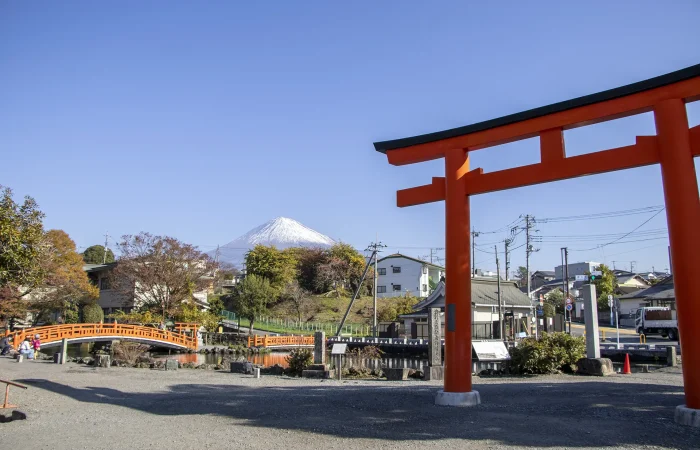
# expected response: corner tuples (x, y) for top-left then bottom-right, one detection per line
(212, 217), (336, 267)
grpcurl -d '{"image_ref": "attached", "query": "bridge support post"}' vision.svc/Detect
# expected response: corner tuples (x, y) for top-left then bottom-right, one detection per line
(60, 338), (68, 365)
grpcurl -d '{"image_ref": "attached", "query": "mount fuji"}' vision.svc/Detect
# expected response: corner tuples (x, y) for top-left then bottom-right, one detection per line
(211, 217), (336, 267)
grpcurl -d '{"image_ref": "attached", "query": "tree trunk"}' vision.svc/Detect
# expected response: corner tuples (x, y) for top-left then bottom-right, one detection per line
(248, 317), (255, 336)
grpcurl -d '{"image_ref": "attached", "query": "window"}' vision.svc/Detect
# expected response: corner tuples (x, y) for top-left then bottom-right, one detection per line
(422, 284), (428, 292)
(100, 278), (111, 290)
(392, 266), (401, 274)
(393, 284), (402, 291)
(377, 286), (387, 293)
(378, 268), (386, 275)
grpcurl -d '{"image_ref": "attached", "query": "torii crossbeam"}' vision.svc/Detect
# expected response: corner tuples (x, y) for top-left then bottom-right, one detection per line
(374, 64), (700, 424)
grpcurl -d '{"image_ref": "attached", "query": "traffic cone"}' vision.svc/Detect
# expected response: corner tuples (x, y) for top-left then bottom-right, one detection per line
(622, 353), (631, 374)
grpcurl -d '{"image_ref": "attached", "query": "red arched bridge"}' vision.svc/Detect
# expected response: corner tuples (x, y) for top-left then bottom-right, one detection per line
(5, 323), (199, 351)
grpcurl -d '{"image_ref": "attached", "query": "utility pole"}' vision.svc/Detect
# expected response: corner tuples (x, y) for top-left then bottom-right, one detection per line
(630, 261), (637, 273)
(495, 245), (504, 340)
(373, 237), (380, 337)
(564, 247), (570, 334)
(471, 229), (480, 277)
(103, 232), (109, 264)
(524, 215), (538, 335)
(429, 247), (444, 265)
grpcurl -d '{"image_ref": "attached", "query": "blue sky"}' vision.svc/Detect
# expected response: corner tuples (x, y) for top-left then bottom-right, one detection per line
(2, 1), (699, 276)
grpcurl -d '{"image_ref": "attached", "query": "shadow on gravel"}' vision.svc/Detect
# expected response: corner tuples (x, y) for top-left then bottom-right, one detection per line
(18, 378), (699, 448)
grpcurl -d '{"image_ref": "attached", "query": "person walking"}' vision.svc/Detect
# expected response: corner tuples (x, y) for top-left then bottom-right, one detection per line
(32, 334), (41, 360)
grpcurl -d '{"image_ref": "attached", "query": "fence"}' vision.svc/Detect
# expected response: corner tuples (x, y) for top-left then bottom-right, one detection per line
(247, 335), (315, 348)
(249, 316), (371, 336)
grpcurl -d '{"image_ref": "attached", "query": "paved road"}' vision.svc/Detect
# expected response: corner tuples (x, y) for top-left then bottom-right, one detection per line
(1, 356), (698, 449)
(569, 323), (679, 345)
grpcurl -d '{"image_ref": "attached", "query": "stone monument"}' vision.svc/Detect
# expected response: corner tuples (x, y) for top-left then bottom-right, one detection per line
(424, 307), (444, 380)
(313, 331), (326, 365)
(577, 282), (613, 376)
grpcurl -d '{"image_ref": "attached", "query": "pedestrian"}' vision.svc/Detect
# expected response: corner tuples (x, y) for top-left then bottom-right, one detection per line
(1, 336), (12, 356)
(19, 337), (34, 359)
(32, 334), (41, 360)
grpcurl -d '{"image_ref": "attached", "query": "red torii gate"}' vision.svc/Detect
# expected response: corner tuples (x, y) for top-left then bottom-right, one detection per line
(375, 64), (700, 423)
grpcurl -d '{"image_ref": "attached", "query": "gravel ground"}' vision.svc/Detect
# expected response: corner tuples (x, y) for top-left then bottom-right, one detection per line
(0, 357), (698, 449)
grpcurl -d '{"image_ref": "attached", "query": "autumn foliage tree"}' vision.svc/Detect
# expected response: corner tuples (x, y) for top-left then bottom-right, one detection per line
(31, 229), (99, 323)
(110, 233), (217, 320)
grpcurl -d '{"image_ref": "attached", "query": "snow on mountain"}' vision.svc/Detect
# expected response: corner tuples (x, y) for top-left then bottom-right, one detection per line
(211, 217), (336, 267)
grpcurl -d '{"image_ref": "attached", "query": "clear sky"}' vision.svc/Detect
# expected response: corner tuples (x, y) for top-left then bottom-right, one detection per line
(2, 1), (699, 276)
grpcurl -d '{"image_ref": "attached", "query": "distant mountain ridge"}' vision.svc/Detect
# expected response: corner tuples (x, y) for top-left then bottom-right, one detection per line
(210, 217), (335, 267)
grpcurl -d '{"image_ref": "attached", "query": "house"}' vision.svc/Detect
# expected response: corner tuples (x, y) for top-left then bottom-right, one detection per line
(399, 279), (533, 339)
(554, 261), (600, 279)
(375, 254), (444, 298)
(612, 270), (650, 294)
(530, 270), (556, 289)
(617, 276), (675, 326)
(84, 263), (211, 318)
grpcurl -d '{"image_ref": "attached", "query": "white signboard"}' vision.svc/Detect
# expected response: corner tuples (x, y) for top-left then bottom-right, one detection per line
(591, 270), (603, 277)
(575, 275), (587, 281)
(472, 341), (510, 361)
(331, 343), (347, 355)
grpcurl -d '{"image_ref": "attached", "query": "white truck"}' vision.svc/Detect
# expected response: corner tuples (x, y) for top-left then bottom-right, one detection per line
(634, 306), (679, 340)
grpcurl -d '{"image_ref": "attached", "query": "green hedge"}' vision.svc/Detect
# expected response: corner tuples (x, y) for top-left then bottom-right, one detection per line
(509, 332), (585, 374)
(82, 303), (104, 323)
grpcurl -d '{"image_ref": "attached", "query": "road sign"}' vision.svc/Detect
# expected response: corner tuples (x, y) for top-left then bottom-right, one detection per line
(566, 304), (573, 311)
(589, 270), (603, 282)
(608, 294), (613, 308)
(575, 275), (587, 281)
(566, 298), (572, 305)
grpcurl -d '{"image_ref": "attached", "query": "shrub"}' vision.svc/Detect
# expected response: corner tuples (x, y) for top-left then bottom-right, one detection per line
(348, 345), (383, 370)
(509, 332), (585, 375)
(112, 342), (150, 365)
(82, 303), (104, 323)
(285, 348), (313, 376)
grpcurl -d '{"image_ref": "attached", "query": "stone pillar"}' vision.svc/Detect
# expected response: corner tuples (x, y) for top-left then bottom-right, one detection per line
(667, 346), (677, 367)
(582, 283), (600, 359)
(428, 308), (441, 366)
(313, 331), (326, 365)
(60, 338), (68, 365)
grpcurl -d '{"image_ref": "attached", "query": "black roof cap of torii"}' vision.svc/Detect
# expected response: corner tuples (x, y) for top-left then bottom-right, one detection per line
(373, 63), (700, 153)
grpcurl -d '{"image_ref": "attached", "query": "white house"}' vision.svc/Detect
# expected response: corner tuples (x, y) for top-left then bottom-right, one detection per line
(375, 254), (444, 298)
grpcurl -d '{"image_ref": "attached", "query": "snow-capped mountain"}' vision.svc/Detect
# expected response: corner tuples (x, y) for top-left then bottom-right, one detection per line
(211, 217), (336, 267)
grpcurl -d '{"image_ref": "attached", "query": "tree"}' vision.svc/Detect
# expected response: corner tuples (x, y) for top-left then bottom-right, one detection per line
(30, 230), (99, 324)
(226, 274), (275, 334)
(82, 302), (104, 323)
(110, 232), (217, 320)
(175, 302), (219, 332)
(328, 243), (366, 293)
(296, 248), (328, 293)
(0, 185), (46, 320)
(515, 266), (528, 287)
(207, 294), (225, 316)
(544, 289), (564, 316)
(82, 245), (115, 264)
(245, 245), (297, 290)
(590, 264), (617, 312)
(283, 280), (311, 322)
(316, 256), (351, 297)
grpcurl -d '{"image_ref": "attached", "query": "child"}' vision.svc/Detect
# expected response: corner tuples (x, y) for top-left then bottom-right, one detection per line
(32, 334), (41, 360)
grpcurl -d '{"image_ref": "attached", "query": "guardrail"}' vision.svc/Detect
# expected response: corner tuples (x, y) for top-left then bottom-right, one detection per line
(247, 335), (314, 348)
(221, 310), (237, 322)
(5, 323), (198, 351)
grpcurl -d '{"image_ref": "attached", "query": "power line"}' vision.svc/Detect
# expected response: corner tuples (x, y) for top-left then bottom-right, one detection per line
(538, 205), (664, 223)
(570, 208), (666, 251)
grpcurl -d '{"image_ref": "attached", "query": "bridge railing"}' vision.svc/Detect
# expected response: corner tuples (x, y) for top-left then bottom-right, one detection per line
(5, 323), (198, 350)
(247, 335), (314, 348)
